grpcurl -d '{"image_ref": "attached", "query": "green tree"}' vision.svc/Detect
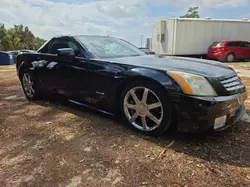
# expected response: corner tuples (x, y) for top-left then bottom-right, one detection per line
(180, 7), (200, 18)
(0, 24), (46, 51)
(8, 28), (22, 49)
(0, 24), (12, 50)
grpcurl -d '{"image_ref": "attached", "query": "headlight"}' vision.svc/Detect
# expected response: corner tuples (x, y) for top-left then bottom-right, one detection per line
(168, 71), (217, 96)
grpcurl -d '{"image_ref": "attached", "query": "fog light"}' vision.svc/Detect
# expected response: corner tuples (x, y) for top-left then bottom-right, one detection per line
(214, 115), (227, 130)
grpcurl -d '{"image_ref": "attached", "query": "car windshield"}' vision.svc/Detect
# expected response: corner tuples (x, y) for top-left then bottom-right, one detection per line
(76, 36), (146, 59)
(210, 42), (223, 47)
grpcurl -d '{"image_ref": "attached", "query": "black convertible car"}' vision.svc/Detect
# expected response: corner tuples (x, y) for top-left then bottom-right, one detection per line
(16, 35), (247, 136)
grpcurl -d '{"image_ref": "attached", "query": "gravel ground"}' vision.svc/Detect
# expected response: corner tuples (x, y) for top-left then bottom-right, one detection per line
(0, 64), (250, 187)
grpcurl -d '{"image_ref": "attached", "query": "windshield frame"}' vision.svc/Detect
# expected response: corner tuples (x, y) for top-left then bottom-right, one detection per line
(75, 35), (146, 59)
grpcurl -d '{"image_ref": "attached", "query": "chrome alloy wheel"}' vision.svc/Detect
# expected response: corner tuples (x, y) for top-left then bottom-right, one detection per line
(123, 86), (163, 132)
(22, 73), (35, 97)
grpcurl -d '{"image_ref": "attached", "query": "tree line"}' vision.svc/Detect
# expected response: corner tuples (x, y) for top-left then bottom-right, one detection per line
(0, 24), (46, 51)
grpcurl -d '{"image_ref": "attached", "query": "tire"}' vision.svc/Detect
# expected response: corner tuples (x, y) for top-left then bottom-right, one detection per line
(226, 53), (234, 62)
(120, 80), (173, 137)
(20, 70), (43, 100)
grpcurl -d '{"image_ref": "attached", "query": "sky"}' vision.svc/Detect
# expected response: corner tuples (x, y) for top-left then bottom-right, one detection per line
(0, 0), (249, 46)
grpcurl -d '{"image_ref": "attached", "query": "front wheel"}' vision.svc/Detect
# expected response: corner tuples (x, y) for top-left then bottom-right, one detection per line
(226, 53), (235, 62)
(120, 80), (173, 136)
(20, 70), (43, 100)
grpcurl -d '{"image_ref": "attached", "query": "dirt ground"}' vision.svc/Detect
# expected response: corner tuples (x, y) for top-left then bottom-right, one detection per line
(0, 64), (250, 187)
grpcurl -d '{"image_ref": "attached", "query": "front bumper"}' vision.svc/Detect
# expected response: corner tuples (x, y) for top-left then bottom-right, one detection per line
(171, 91), (247, 132)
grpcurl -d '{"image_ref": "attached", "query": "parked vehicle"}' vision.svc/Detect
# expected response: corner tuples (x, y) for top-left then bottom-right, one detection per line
(7, 50), (19, 56)
(139, 48), (155, 55)
(0, 51), (15, 65)
(16, 35), (247, 136)
(152, 18), (250, 57)
(8, 49), (35, 55)
(8, 50), (35, 64)
(19, 49), (36, 53)
(207, 40), (250, 62)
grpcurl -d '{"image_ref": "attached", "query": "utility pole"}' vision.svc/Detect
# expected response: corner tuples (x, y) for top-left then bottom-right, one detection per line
(141, 35), (144, 48)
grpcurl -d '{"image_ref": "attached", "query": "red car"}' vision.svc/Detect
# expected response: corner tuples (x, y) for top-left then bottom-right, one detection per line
(207, 40), (250, 62)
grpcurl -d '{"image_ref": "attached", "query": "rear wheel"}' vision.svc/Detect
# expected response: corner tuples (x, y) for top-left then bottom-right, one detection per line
(20, 70), (43, 100)
(226, 53), (234, 62)
(120, 80), (173, 136)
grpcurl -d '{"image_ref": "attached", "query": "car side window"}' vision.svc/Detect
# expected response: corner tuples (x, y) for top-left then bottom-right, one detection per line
(49, 39), (70, 54)
(235, 42), (241, 47)
(38, 42), (50, 53)
(68, 41), (82, 56)
(237, 42), (245, 47)
(227, 42), (236, 47)
(246, 42), (250, 48)
(48, 38), (83, 57)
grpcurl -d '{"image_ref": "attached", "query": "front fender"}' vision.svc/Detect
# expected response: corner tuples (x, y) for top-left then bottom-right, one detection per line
(16, 53), (39, 80)
(129, 68), (182, 93)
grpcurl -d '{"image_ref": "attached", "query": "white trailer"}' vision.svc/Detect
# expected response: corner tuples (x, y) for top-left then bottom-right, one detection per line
(152, 18), (250, 56)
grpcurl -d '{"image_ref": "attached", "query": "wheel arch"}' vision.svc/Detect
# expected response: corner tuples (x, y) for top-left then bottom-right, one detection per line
(16, 54), (35, 79)
(17, 61), (26, 78)
(18, 61), (35, 80)
(114, 68), (180, 114)
(227, 52), (235, 55)
(226, 52), (235, 57)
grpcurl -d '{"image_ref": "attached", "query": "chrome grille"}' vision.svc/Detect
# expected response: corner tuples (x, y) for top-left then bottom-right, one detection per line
(220, 75), (244, 92)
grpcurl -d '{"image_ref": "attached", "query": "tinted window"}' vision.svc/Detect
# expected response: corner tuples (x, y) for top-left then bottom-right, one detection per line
(245, 42), (250, 48)
(49, 40), (70, 54)
(68, 41), (79, 52)
(76, 36), (146, 59)
(49, 38), (81, 56)
(227, 42), (237, 47)
(236, 42), (244, 47)
(39, 42), (49, 53)
(238, 42), (250, 48)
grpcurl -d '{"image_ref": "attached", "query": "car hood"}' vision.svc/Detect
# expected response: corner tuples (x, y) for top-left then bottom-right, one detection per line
(105, 55), (236, 77)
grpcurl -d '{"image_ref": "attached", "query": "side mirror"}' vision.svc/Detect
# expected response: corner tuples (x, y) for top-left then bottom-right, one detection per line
(57, 48), (75, 61)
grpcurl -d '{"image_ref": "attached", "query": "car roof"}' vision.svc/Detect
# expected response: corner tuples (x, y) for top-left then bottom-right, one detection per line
(214, 40), (249, 43)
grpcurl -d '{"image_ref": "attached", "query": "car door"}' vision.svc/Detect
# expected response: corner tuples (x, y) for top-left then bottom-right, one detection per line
(237, 42), (248, 59)
(36, 37), (89, 98)
(50, 38), (91, 98)
(35, 38), (71, 94)
(85, 59), (125, 112)
(32, 40), (63, 92)
(63, 56), (92, 102)
(80, 41), (129, 112)
(225, 42), (234, 55)
(228, 42), (240, 59)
